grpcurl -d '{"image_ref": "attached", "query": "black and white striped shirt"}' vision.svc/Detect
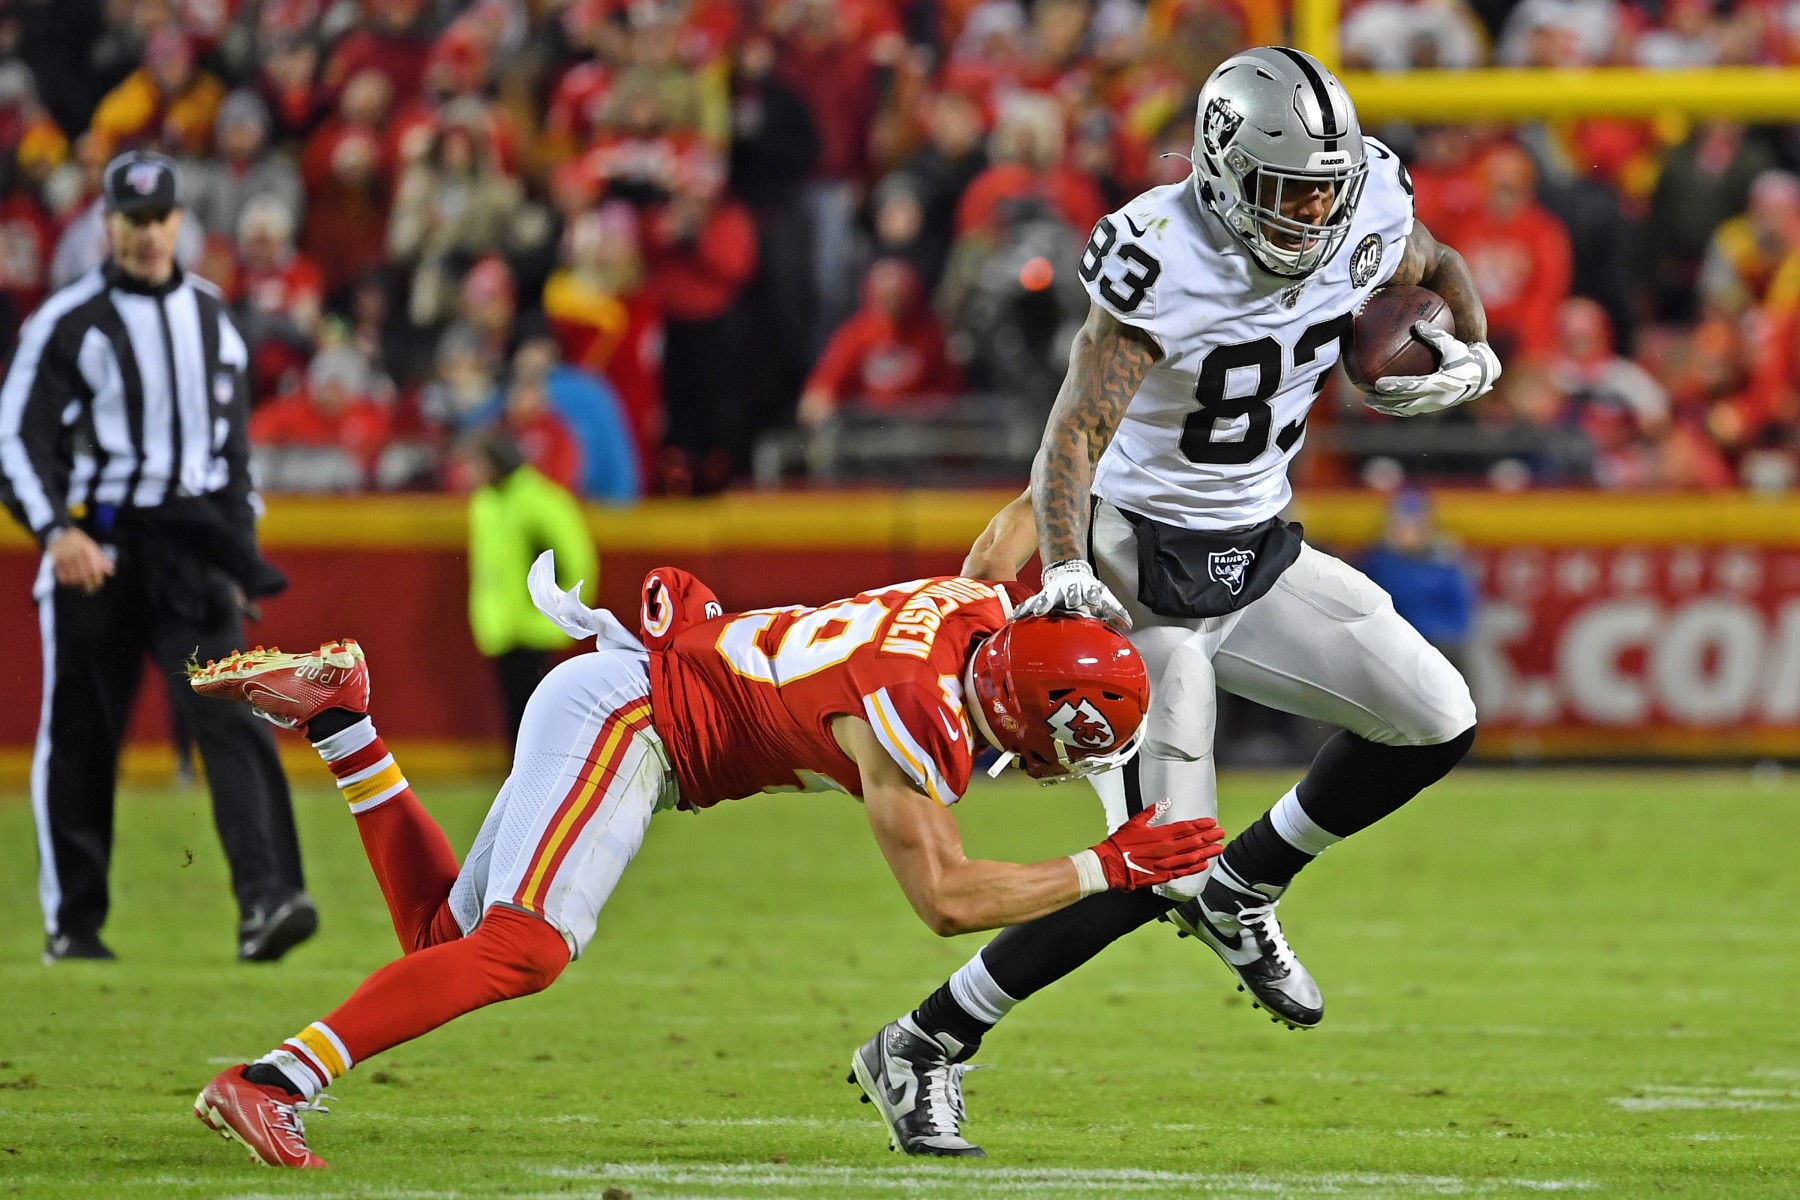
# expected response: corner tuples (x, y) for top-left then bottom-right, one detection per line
(0, 263), (254, 546)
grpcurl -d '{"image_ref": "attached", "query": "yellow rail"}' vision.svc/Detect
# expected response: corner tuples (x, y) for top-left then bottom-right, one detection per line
(1292, 0), (1800, 121)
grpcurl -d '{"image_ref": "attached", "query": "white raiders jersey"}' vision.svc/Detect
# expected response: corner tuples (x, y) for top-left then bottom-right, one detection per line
(1080, 137), (1415, 532)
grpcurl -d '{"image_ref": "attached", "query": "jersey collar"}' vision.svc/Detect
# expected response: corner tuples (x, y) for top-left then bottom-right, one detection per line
(104, 261), (185, 298)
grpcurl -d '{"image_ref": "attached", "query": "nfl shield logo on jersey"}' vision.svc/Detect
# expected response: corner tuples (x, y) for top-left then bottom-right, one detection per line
(1202, 97), (1243, 157)
(1046, 697), (1116, 750)
(1208, 548), (1255, 596)
(1350, 234), (1383, 288)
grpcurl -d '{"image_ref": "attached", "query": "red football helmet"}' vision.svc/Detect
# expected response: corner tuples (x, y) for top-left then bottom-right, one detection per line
(968, 614), (1151, 782)
(639, 567), (724, 651)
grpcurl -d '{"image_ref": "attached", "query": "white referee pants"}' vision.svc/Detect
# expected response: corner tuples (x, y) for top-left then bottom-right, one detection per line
(1087, 500), (1477, 897)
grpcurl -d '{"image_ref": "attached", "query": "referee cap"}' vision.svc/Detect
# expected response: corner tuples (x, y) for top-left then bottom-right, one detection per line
(103, 150), (180, 216)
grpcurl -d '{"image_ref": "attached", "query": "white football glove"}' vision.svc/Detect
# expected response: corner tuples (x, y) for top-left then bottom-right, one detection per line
(1014, 559), (1132, 630)
(1367, 322), (1502, 417)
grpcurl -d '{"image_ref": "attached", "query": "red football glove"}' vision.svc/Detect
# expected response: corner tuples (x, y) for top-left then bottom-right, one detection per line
(1082, 803), (1225, 892)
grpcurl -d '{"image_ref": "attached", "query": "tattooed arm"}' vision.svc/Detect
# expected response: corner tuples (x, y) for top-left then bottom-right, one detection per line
(1387, 219), (1488, 344)
(1030, 302), (1162, 566)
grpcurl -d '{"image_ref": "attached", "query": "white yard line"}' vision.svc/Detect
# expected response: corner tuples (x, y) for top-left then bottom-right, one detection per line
(537, 1161), (1600, 1196)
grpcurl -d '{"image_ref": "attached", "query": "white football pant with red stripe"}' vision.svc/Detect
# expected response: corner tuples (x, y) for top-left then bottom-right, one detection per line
(448, 646), (676, 958)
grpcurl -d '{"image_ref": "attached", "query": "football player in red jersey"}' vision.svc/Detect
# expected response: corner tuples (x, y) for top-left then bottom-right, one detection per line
(184, 558), (1224, 1168)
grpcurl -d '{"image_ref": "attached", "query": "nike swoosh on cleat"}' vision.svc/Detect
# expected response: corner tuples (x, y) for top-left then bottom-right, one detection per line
(244, 683), (299, 708)
(882, 1067), (911, 1109)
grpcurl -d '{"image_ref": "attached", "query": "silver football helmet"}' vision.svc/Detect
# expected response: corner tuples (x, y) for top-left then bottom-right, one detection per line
(1192, 46), (1368, 278)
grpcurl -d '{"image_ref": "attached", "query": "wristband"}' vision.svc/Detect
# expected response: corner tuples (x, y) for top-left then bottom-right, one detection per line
(1069, 848), (1108, 897)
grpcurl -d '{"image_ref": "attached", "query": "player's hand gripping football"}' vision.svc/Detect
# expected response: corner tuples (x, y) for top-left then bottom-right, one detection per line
(1014, 559), (1132, 630)
(1367, 323), (1502, 417)
(1077, 802), (1225, 893)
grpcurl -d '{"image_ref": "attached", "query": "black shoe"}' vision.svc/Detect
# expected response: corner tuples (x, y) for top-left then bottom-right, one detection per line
(1167, 866), (1323, 1029)
(43, 932), (116, 964)
(238, 894), (319, 963)
(848, 1016), (985, 1157)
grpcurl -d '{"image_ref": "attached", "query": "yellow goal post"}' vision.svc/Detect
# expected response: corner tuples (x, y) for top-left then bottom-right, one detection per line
(1293, 0), (1800, 121)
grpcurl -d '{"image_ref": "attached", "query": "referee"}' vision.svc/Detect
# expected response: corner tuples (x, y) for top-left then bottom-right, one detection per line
(0, 150), (314, 964)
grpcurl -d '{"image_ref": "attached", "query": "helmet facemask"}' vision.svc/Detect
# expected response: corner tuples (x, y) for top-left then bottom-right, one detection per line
(1219, 154), (1367, 278)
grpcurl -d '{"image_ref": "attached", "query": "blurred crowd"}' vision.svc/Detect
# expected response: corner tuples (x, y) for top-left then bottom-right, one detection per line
(5, 0), (1800, 497)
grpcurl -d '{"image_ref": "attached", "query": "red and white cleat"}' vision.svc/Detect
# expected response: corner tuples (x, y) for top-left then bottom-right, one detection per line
(193, 1065), (331, 1168)
(189, 639), (369, 729)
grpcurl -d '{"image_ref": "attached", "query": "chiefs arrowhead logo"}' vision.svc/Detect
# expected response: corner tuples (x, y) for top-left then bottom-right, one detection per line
(1047, 697), (1116, 750)
(642, 576), (674, 639)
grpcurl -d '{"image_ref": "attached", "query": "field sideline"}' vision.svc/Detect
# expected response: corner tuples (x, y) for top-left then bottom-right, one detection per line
(3, 768), (1798, 1198)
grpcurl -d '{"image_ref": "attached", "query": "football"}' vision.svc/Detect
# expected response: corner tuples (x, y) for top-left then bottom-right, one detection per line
(1344, 285), (1456, 390)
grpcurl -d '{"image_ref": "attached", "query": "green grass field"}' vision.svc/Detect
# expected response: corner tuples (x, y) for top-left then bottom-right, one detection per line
(4, 767), (1799, 1199)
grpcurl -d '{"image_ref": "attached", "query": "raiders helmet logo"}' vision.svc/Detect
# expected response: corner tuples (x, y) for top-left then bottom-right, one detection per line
(125, 162), (165, 195)
(1208, 548), (1255, 597)
(1201, 97), (1243, 158)
(1350, 233), (1384, 288)
(1046, 697), (1116, 750)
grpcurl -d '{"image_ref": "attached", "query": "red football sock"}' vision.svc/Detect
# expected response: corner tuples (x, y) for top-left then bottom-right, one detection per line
(325, 906), (568, 1067)
(312, 718), (462, 952)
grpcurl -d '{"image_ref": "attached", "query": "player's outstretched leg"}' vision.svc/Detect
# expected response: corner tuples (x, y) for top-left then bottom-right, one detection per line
(195, 904), (569, 1167)
(853, 889), (1176, 1155)
(191, 642), (666, 1168)
(1168, 726), (1477, 1029)
(190, 640), (464, 950)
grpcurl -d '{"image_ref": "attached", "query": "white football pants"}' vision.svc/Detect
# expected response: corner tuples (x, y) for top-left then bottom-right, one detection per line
(1087, 500), (1477, 898)
(448, 647), (676, 958)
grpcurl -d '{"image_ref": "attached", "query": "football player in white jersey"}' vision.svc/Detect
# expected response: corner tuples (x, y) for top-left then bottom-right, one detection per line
(850, 47), (1497, 1157)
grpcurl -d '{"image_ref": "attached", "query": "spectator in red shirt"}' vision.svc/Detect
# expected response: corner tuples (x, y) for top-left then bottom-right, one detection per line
(234, 195), (326, 396)
(300, 69), (393, 195)
(543, 204), (664, 478)
(955, 91), (1107, 239)
(250, 346), (393, 492)
(298, 78), (391, 298)
(774, 0), (901, 354)
(322, 0), (432, 109)
(1442, 144), (1573, 361)
(798, 258), (961, 427)
(643, 173), (757, 493)
(498, 371), (582, 492)
(0, 162), (55, 356)
(257, 32), (327, 144)
(236, 196), (323, 340)
(452, 255), (524, 374)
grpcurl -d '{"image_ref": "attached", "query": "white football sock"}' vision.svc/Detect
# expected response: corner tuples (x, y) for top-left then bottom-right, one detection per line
(1269, 786), (1343, 858)
(947, 952), (1019, 1027)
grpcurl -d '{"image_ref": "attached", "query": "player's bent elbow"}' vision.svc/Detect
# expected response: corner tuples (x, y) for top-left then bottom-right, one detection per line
(917, 895), (977, 938)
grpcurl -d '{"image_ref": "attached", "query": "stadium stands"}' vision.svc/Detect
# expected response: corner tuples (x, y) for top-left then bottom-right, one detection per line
(5, 0), (1800, 495)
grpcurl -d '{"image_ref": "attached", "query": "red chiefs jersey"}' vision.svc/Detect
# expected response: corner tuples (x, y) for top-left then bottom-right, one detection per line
(645, 574), (1029, 810)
